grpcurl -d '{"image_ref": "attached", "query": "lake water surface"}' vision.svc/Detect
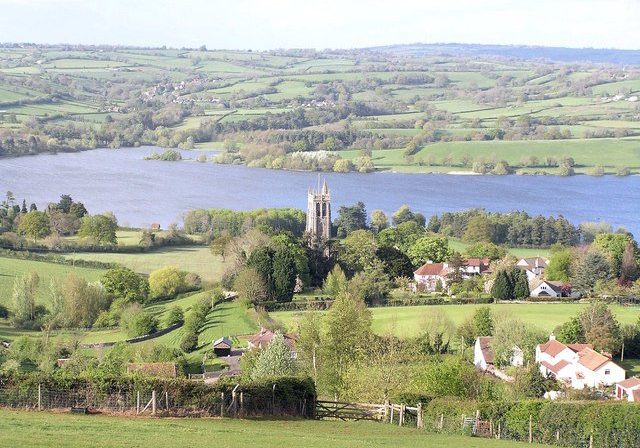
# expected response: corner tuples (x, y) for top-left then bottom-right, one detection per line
(1, 147), (638, 236)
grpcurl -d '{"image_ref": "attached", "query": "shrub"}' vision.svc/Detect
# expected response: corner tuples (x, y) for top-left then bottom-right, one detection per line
(149, 266), (186, 298)
(121, 305), (158, 337)
(180, 331), (199, 352)
(164, 306), (184, 327)
(616, 166), (631, 176)
(0, 304), (8, 318)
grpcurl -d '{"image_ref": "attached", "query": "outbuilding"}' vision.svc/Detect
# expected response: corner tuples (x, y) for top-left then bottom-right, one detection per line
(213, 337), (232, 356)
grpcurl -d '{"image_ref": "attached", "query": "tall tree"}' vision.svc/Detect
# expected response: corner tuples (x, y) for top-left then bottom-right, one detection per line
(546, 249), (573, 282)
(17, 211), (51, 240)
(370, 210), (389, 233)
(250, 333), (297, 380)
(247, 246), (275, 297)
(512, 269), (530, 299)
(463, 214), (492, 243)
(473, 306), (494, 337)
(407, 236), (452, 266)
(272, 247), (296, 302)
(11, 272), (39, 328)
(491, 270), (512, 300)
(619, 242), (639, 285)
(574, 251), (612, 294)
(334, 201), (367, 238)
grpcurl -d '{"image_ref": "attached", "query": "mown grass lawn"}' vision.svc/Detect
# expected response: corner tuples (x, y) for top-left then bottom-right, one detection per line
(274, 303), (640, 338)
(0, 410), (546, 448)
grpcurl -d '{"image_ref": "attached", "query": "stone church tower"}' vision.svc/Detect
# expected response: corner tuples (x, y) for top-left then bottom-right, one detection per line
(306, 179), (331, 241)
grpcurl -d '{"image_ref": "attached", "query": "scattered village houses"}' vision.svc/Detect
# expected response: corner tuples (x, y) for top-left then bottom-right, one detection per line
(414, 258), (490, 292)
(474, 336), (523, 372)
(516, 256), (548, 281)
(615, 377), (640, 402)
(535, 335), (625, 389)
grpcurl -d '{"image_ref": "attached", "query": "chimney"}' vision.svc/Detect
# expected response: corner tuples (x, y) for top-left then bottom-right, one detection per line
(549, 333), (556, 341)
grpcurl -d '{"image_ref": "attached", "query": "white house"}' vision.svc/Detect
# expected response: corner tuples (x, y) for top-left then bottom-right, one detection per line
(414, 258), (490, 292)
(535, 335), (625, 389)
(516, 257), (548, 281)
(530, 280), (565, 298)
(615, 377), (640, 402)
(474, 336), (523, 371)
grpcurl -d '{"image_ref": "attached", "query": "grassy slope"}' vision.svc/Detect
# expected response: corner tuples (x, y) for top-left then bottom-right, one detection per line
(0, 410), (544, 448)
(448, 239), (550, 259)
(0, 256), (104, 307)
(274, 303), (640, 338)
(63, 246), (227, 283)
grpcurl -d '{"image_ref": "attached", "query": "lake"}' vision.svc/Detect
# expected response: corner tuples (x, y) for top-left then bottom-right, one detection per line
(1, 146), (639, 236)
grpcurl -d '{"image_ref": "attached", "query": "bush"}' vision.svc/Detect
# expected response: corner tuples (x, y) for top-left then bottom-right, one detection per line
(0, 304), (8, 318)
(149, 266), (186, 298)
(121, 305), (158, 337)
(180, 331), (199, 352)
(164, 306), (184, 327)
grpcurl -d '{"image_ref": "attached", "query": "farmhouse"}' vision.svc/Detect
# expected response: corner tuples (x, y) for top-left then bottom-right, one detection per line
(516, 256), (548, 281)
(213, 337), (232, 356)
(248, 328), (297, 358)
(474, 336), (523, 371)
(414, 258), (490, 292)
(615, 377), (640, 401)
(535, 335), (625, 389)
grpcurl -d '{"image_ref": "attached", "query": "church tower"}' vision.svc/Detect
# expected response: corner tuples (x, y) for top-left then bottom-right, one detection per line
(306, 179), (331, 241)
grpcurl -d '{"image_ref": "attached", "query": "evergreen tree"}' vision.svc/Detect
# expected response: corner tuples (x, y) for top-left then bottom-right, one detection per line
(29, 203), (37, 212)
(473, 307), (494, 336)
(512, 269), (530, 299)
(556, 316), (584, 344)
(247, 246), (275, 297)
(272, 247), (296, 302)
(20, 199), (27, 214)
(574, 251), (612, 294)
(491, 270), (512, 300)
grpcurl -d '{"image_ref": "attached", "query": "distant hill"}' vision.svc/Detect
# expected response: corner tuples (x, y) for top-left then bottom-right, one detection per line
(369, 43), (640, 65)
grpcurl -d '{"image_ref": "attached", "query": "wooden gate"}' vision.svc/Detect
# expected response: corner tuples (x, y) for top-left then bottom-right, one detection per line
(315, 400), (386, 421)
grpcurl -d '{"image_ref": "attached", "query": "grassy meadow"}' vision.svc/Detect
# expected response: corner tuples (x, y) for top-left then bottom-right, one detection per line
(273, 303), (640, 338)
(0, 410), (546, 448)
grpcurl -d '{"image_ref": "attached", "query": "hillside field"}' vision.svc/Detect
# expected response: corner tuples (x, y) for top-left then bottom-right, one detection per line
(0, 410), (546, 448)
(273, 303), (640, 338)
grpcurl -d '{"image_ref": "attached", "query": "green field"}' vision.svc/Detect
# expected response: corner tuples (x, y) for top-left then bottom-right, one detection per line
(274, 303), (640, 338)
(0, 410), (544, 448)
(63, 246), (227, 283)
(0, 256), (104, 307)
(448, 239), (550, 259)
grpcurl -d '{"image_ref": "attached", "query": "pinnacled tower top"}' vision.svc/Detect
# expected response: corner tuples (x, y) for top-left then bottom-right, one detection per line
(306, 178), (331, 241)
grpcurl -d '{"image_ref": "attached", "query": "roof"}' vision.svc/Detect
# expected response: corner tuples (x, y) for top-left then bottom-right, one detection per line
(414, 262), (447, 276)
(249, 328), (295, 349)
(127, 362), (177, 378)
(540, 359), (571, 374)
(477, 337), (494, 364)
(567, 343), (592, 352)
(538, 339), (572, 357)
(518, 257), (548, 269)
(633, 389), (640, 402)
(616, 377), (640, 390)
(535, 281), (564, 294)
(466, 257), (490, 267)
(213, 337), (232, 348)
(577, 348), (612, 371)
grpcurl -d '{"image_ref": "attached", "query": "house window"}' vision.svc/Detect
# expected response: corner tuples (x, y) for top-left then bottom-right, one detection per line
(604, 369), (610, 375)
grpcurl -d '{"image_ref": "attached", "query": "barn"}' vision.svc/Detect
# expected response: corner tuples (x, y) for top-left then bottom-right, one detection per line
(213, 337), (232, 356)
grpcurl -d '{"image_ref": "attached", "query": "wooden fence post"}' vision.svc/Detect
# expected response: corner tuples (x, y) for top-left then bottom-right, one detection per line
(589, 432), (593, 448)
(390, 404), (394, 424)
(272, 384), (276, 415)
(151, 390), (156, 416)
(384, 399), (389, 423)
(37, 384), (42, 411)
(417, 403), (423, 429)
(240, 391), (244, 417)
(136, 391), (140, 414)
(220, 392), (225, 417)
(165, 391), (169, 411)
(498, 422), (501, 440)
(440, 413), (444, 431)
(399, 404), (405, 427)
(528, 414), (533, 444)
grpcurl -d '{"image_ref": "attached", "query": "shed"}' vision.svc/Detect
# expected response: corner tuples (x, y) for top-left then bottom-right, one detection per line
(213, 337), (232, 356)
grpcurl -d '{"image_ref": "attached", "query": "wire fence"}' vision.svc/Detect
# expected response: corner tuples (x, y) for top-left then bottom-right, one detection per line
(0, 384), (313, 418)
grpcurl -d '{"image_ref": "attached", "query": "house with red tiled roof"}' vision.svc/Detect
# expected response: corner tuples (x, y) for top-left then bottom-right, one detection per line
(535, 335), (625, 389)
(247, 328), (297, 358)
(615, 377), (640, 401)
(413, 258), (491, 292)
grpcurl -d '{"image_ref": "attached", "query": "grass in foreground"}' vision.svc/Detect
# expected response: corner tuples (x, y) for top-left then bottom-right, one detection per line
(0, 410), (545, 448)
(274, 303), (640, 338)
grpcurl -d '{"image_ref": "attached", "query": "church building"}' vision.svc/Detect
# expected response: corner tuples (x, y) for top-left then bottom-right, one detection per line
(306, 179), (331, 241)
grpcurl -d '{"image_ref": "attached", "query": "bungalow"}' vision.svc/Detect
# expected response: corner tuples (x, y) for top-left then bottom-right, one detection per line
(474, 336), (523, 371)
(414, 258), (491, 292)
(530, 280), (566, 298)
(248, 328), (297, 358)
(516, 257), (548, 281)
(213, 337), (232, 356)
(535, 335), (625, 389)
(615, 377), (640, 402)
